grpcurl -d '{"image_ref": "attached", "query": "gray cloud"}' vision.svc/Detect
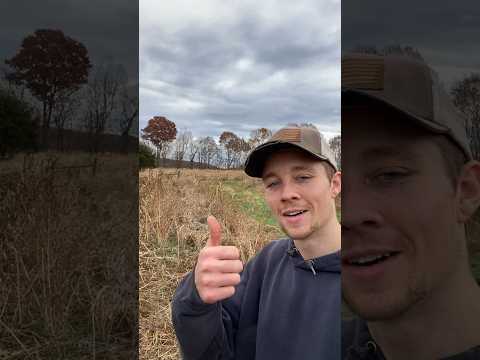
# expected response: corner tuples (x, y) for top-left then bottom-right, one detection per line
(0, 0), (138, 83)
(140, 0), (341, 140)
(342, 0), (480, 87)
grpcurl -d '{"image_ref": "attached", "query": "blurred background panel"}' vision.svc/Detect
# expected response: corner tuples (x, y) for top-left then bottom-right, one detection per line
(0, 1), (138, 358)
(342, 0), (480, 295)
(341, 4), (480, 360)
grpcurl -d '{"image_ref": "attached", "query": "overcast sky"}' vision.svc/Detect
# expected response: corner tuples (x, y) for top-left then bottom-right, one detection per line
(0, 0), (138, 81)
(140, 0), (340, 141)
(342, 0), (480, 89)
(1, 0), (139, 134)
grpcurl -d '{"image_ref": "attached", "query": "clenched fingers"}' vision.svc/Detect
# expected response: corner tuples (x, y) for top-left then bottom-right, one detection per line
(201, 286), (235, 304)
(197, 273), (241, 288)
(199, 246), (240, 260)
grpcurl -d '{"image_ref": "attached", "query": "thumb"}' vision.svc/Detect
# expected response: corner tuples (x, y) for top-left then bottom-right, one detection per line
(206, 215), (221, 247)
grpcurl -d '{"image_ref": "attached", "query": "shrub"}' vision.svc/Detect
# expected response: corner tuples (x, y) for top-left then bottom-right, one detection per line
(139, 142), (156, 168)
(0, 89), (36, 158)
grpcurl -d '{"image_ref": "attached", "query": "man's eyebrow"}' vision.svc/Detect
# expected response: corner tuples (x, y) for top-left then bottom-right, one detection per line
(360, 146), (416, 161)
(262, 171), (277, 180)
(262, 165), (315, 180)
(292, 165), (315, 172)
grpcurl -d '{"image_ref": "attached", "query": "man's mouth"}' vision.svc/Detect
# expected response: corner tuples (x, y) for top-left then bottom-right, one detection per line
(345, 251), (400, 267)
(282, 209), (308, 217)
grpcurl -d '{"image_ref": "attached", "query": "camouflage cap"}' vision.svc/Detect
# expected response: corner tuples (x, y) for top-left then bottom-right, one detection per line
(342, 53), (472, 160)
(244, 126), (337, 178)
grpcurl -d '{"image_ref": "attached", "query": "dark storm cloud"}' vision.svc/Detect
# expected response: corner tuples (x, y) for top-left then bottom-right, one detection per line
(0, 0), (138, 81)
(140, 0), (341, 140)
(342, 0), (480, 86)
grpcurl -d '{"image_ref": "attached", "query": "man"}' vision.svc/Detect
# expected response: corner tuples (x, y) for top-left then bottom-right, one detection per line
(341, 53), (480, 359)
(172, 126), (341, 359)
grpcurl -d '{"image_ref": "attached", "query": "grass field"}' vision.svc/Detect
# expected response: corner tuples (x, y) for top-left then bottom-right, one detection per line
(139, 168), (283, 359)
(1, 152), (137, 358)
(3, 154), (479, 357)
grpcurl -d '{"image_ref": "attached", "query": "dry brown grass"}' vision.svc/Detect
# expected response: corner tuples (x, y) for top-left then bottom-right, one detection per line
(139, 168), (282, 359)
(0, 152), (137, 359)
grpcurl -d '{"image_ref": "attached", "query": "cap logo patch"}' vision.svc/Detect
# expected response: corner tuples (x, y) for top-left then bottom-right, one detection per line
(273, 128), (302, 142)
(342, 57), (384, 90)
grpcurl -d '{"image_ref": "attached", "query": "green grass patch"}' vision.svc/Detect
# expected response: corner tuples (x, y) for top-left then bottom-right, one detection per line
(222, 179), (280, 228)
(222, 179), (342, 225)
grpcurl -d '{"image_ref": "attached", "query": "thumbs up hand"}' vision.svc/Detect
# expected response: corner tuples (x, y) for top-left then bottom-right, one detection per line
(194, 216), (243, 304)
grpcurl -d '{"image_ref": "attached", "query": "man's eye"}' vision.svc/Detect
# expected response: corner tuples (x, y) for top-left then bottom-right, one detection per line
(296, 175), (312, 182)
(368, 169), (410, 184)
(266, 180), (279, 188)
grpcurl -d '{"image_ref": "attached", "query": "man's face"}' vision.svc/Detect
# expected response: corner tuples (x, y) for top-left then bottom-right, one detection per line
(342, 107), (467, 321)
(262, 148), (340, 241)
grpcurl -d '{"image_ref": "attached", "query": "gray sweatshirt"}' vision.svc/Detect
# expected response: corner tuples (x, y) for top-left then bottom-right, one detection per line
(172, 238), (341, 359)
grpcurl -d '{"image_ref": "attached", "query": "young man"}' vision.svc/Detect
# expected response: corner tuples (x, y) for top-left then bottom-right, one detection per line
(341, 53), (480, 359)
(172, 126), (341, 359)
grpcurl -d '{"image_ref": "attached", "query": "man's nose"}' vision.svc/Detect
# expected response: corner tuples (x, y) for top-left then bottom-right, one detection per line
(280, 181), (300, 201)
(341, 179), (383, 230)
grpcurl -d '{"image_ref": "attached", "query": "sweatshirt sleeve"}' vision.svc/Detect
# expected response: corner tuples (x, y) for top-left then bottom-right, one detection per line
(171, 266), (249, 360)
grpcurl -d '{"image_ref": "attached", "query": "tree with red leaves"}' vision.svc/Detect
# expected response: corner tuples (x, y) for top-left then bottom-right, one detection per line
(219, 131), (250, 168)
(141, 116), (177, 161)
(219, 131), (239, 168)
(249, 127), (272, 148)
(5, 29), (91, 145)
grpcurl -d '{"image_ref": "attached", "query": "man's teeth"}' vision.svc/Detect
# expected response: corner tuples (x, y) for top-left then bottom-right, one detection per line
(349, 253), (393, 265)
(285, 210), (306, 216)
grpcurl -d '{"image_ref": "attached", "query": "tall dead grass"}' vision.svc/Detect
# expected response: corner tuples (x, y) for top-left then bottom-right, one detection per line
(139, 168), (281, 359)
(0, 152), (137, 359)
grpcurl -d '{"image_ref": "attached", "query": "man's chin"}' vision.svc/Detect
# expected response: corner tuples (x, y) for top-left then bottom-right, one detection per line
(343, 294), (413, 322)
(282, 226), (311, 241)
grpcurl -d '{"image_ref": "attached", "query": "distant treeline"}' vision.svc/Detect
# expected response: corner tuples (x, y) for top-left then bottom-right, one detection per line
(36, 127), (138, 153)
(157, 158), (219, 169)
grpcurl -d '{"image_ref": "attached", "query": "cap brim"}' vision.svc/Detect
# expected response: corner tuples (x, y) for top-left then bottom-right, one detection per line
(342, 89), (450, 134)
(244, 141), (333, 178)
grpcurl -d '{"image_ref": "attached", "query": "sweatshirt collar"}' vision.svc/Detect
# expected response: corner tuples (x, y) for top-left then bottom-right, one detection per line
(344, 317), (480, 359)
(286, 239), (341, 273)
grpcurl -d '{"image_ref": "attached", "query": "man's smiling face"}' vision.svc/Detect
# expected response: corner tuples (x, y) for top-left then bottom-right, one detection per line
(341, 106), (470, 321)
(262, 148), (340, 241)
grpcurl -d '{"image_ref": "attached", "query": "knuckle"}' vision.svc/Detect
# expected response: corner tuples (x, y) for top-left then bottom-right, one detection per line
(226, 286), (235, 297)
(232, 273), (241, 285)
(197, 251), (207, 263)
(200, 258), (214, 272)
(202, 275), (214, 287)
(202, 292), (215, 304)
(237, 260), (244, 272)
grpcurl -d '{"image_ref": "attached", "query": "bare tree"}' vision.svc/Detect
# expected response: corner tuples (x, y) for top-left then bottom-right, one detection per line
(84, 62), (124, 151)
(451, 73), (480, 159)
(159, 141), (172, 162)
(119, 84), (138, 152)
(174, 131), (192, 162)
(52, 91), (79, 150)
(198, 136), (218, 168)
(328, 135), (341, 169)
(187, 138), (200, 166)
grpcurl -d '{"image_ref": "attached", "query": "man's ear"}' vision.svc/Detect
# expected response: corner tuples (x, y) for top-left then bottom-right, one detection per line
(330, 171), (341, 198)
(457, 161), (480, 223)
